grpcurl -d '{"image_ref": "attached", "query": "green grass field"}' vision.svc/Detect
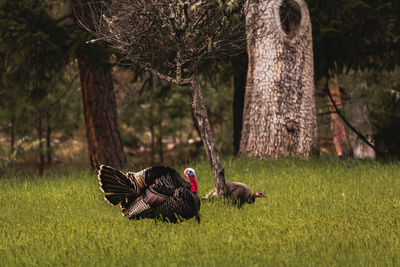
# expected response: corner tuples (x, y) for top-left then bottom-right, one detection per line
(1, 158), (399, 266)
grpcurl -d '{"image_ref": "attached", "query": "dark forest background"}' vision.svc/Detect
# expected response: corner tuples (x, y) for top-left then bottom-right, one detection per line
(0, 0), (399, 175)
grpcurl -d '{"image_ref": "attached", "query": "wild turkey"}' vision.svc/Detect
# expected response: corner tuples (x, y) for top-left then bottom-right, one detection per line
(98, 165), (200, 223)
(203, 182), (266, 207)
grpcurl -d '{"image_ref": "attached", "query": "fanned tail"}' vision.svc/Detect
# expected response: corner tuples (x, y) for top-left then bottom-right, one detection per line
(98, 165), (137, 205)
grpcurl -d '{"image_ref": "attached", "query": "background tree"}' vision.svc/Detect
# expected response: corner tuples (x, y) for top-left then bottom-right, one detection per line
(1, 0), (400, 176)
(326, 70), (352, 157)
(0, 0), (74, 174)
(71, 0), (126, 169)
(1, 0), (128, 173)
(339, 72), (374, 159)
(308, 0), (400, 158)
(240, 0), (319, 158)
(83, 0), (246, 195)
(231, 53), (248, 156)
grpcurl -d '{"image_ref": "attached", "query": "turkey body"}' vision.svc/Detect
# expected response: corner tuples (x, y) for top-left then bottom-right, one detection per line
(98, 165), (200, 223)
(225, 182), (253, 205)
(204, 181), (266, 207)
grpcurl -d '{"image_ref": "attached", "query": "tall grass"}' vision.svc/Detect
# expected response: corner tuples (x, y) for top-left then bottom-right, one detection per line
(0, 158), (399, 266)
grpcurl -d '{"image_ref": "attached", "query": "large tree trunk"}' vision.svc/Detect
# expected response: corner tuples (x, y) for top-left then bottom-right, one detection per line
(191, 72), (226, 196)
(77, 55), (126, 169)
(73, 0), (126, 169)
(240, 0), (319, 158)
(327, 70), (352, 157)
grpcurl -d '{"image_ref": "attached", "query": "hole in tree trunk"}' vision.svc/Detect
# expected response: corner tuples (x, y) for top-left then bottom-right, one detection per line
(279, 0), (302, 35)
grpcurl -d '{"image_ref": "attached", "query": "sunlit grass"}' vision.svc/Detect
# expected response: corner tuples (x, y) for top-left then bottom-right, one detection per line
(0, 158), (399, 266)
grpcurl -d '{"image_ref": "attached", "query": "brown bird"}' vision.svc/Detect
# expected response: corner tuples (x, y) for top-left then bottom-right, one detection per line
(203, 181), (266, 207)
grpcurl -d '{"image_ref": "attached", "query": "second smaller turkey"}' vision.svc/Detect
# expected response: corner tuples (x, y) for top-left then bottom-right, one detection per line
(203, 182), (266, 208)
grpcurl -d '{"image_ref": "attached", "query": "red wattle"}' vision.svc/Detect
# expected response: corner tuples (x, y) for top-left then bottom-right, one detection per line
(189, 177), (198, 194)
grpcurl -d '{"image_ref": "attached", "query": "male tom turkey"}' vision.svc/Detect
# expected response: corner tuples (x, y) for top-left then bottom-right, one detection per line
(203, 182), (266, 207)
(98, 165), (200, 223)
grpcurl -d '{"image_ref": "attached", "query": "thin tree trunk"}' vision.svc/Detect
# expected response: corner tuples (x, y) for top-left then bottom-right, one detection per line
(149, 119), (155, 166)
(327, 70), (352, 157)
(149, 78), (155, 165)
(37, 114), (45, 176)
(232, 52), (248, 155)
(191, 72), (226, 195)
(46, 114), (52, 165)
(157, 120), (163, 163)
(10, 111), (15, 155)
(240, 0), (319, 158)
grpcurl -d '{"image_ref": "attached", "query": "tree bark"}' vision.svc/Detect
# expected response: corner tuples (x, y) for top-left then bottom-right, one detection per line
(73, 0), (126, 169)
(327, 70), (352, 157)
(191, 72), (226, 196)
(240, 0), (319, 158)
(77, 55), (126, 169)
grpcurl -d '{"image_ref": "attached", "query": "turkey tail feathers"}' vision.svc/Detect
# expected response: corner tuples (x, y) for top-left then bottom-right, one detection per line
(104, 194), (124, 205)
(98, 165), (137, 205)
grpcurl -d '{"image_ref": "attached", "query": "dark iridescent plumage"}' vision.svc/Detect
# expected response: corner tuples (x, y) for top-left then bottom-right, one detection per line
(98, 165), (200, 223)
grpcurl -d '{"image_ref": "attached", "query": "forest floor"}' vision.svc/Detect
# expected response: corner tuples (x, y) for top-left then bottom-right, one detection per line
(0, 158), (399, 266)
